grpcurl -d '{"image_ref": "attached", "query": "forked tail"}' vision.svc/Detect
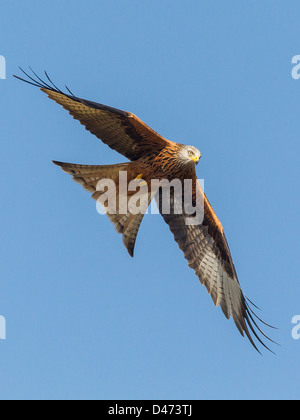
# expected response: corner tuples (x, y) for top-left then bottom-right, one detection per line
(53, 161), (153, 256)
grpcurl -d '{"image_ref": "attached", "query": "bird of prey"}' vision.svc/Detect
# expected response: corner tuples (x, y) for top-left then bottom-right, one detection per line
(14, 69), (274, 353)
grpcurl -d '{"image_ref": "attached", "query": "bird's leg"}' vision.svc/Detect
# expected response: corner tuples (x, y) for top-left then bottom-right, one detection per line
(134, 173), (147, 186)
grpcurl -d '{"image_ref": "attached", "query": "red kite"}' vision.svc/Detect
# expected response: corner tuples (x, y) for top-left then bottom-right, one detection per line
(14, 69), (275, 353)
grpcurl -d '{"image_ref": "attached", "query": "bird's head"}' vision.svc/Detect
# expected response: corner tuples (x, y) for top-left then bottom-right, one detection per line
(178, 145), (202, 167)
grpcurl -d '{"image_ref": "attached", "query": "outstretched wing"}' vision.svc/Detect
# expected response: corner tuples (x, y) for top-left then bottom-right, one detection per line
(156, 177), (275, 353)
(14, 69), (172, 161)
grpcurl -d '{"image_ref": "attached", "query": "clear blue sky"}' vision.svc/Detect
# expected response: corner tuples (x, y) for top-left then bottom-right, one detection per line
(1, 1), (299, 400)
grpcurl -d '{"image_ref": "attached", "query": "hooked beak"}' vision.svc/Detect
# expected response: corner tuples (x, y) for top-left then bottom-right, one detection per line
(192, 155), (201, 165)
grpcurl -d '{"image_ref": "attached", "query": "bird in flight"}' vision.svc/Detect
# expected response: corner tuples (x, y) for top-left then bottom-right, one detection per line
(14, 68), (275, 353)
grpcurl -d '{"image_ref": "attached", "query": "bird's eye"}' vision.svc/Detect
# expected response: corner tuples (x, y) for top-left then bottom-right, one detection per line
(188, 150), (194, 156)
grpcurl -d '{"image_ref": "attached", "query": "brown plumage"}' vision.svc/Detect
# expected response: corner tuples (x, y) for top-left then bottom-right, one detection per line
(14, 69), (275, 353)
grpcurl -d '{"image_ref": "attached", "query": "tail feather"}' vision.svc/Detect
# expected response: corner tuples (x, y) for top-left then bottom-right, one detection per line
(53, 160), (151, 256)
(53, 161), (129, 190)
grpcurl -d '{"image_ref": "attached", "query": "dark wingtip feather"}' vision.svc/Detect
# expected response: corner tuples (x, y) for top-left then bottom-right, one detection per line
(243, 296), (278, 355)
(52, 160), (62, 167)
(14, 67), (77, 99)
